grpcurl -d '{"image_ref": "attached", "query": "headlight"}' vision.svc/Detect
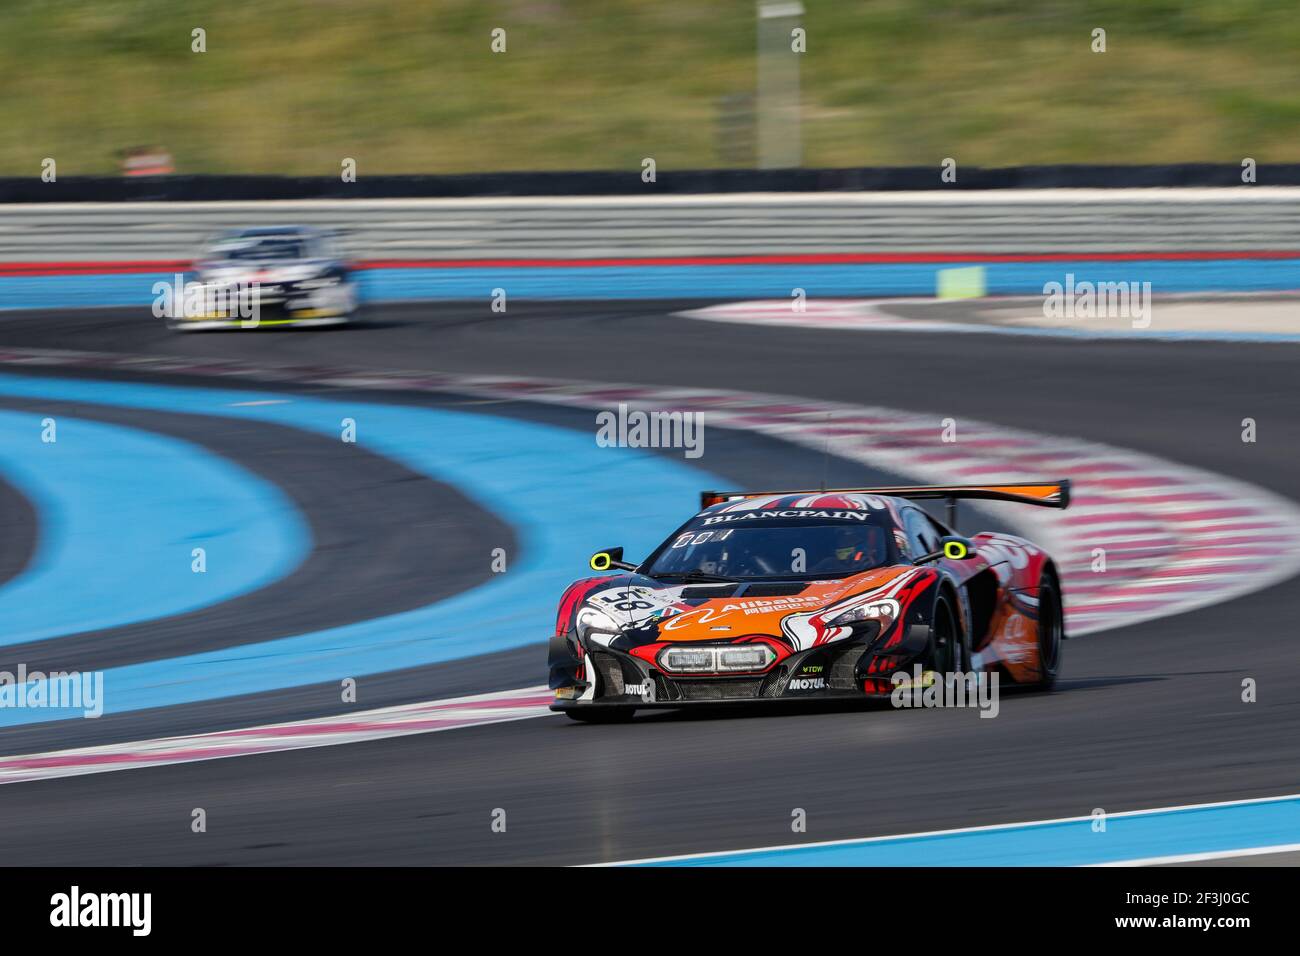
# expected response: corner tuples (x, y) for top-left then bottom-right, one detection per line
(575, 606), (622, 646)
(658, 644), (776, 674)
(717, 646), (773, 670)
(826, 598), (900, 629)
(659, 647), (714, 673)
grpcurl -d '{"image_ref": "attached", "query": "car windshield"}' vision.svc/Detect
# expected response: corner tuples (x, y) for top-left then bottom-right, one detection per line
(212, 237), (308, 261)
(644, 518), (897, 581)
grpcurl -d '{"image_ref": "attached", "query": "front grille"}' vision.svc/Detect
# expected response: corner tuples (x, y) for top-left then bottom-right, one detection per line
(674, 679), (763, 700)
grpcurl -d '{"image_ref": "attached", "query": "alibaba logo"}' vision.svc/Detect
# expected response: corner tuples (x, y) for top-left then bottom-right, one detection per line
(662, 606), (731, 631)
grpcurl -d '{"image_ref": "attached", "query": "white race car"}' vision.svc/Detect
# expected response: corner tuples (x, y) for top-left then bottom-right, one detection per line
(165, 225), (358, 331)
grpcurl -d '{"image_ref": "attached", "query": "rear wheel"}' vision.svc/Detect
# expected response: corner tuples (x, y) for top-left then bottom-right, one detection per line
(1032, 574), (1064, 690)
(564, 708), (636, 724)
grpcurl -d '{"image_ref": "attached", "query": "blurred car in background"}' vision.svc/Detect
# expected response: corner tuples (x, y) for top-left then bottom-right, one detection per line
(167, 225), (357, 330)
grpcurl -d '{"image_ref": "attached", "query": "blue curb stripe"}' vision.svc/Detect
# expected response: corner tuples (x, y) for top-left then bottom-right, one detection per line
(0, 409), (309, 646)
(634, 796), (1300, 866)
(0, 374), (726, 724)
(2, 258), (1299, 309)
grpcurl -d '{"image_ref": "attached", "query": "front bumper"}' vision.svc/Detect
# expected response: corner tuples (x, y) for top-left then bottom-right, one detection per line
(548, 629), (929, 713)
(167, 279), (356, 329)
(169, 311), (351, 331)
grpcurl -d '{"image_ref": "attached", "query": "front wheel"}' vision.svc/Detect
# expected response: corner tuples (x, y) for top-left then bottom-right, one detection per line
(926, 593), (969, 675)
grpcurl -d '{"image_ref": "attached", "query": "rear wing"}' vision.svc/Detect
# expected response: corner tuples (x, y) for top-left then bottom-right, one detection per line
(699, 480), (1070, 528)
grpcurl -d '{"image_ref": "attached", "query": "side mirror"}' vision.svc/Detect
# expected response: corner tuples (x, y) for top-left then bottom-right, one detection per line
(939, 536), (977, 560)
(914, 536), (978, 564)
(590, 547), (637, 572)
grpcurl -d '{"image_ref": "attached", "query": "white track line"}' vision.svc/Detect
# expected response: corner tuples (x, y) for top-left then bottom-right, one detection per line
(0, 686), (554, 785)
(1087, 843), (1300, 867)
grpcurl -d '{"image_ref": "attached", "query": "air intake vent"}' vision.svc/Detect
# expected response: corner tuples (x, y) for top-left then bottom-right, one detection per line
(741, 582), (808, 597)
(681, 585), (740, 599)
(590, 652), (625, 696)
(826, 642), (867, 690)
(675, 679), (763, 700)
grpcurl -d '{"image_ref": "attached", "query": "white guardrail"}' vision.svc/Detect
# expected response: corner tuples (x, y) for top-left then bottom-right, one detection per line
(0, 188), (1298, 262)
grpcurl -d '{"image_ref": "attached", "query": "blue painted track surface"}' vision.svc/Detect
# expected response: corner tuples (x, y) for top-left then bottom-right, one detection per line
(0, 373), (725, 724)
(2, 258), (1299, 309)
(0, 408), (309, 644)
(636, 796), (1300, 866)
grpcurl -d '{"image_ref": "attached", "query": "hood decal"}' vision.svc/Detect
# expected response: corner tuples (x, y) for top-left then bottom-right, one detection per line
(582, 567), (923, 647)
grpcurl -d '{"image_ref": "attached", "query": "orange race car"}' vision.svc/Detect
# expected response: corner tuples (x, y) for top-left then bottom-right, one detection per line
(548, 482), (1068, 722)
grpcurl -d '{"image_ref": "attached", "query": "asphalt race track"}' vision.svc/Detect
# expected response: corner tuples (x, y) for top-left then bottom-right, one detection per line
(0, 300), (1296, 865)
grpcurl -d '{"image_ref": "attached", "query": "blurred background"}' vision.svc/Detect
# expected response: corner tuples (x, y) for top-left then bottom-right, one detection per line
(4, 0), (1300, 175)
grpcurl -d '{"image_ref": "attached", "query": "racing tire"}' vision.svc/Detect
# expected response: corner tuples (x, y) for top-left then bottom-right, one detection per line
(1031, 573), (1064, 691)
(926, 592), (969, 675)
(564, 708), (636, 724)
